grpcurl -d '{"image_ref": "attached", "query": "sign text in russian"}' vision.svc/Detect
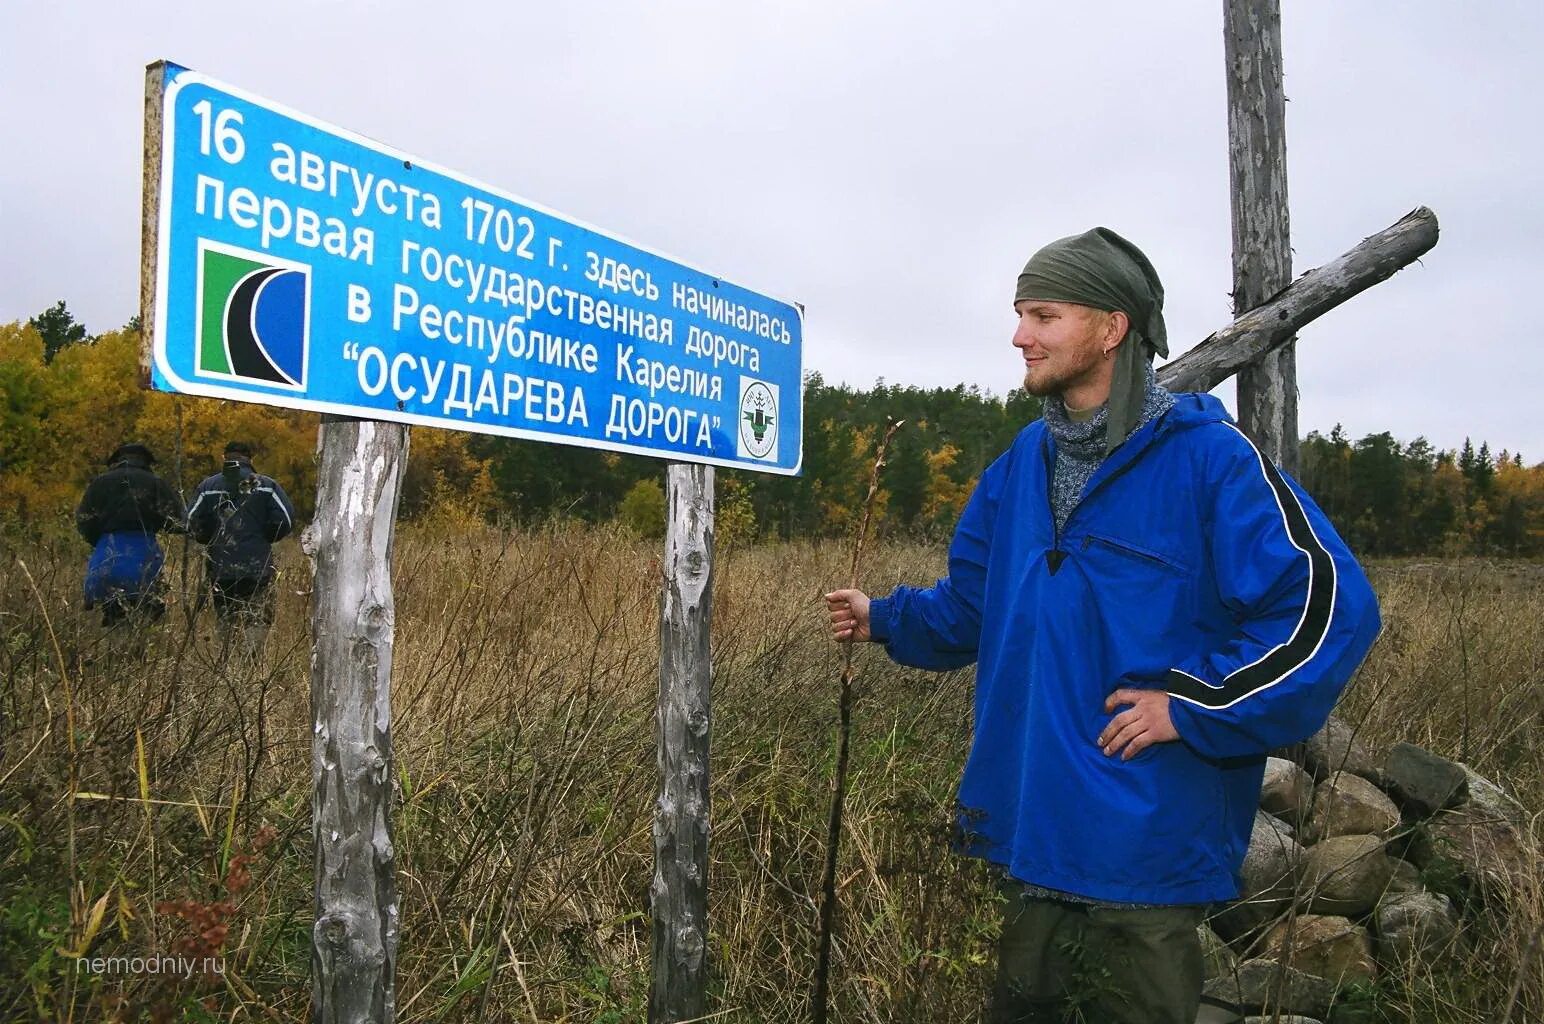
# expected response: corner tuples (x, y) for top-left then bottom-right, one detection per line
(144, 63), (803, 474)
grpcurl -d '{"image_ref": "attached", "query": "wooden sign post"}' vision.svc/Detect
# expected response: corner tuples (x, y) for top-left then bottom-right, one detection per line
(650, 463), (715, 1023)
(305, 416), (408, 1019)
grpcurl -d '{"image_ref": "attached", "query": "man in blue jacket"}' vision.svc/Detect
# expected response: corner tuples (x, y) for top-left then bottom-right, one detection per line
(825, 228), (1381, 1024)
(187, 441), (297, 662)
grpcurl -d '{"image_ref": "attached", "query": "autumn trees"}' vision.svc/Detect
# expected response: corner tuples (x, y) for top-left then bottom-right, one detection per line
(2, 309), (1538, 556)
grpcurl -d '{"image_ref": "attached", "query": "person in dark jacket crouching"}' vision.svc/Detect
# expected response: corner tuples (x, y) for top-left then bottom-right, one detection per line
(187, 442), (297, 662)
(76, 442), (186, 639)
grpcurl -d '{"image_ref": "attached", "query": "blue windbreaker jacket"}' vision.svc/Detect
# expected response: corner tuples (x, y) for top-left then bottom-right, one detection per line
(84, 533), (165, 608)
(868, 393), (1381, 905)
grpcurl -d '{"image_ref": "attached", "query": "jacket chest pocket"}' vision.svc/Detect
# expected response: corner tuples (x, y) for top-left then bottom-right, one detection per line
(1080, 533), (1191, 577)
(1074, 532), (1196, 661)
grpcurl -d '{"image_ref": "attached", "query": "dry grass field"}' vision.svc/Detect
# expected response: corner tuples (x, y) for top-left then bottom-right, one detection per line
(1, 521), (1539, 1022)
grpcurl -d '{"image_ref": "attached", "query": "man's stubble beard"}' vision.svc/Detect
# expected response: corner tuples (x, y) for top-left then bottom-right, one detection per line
(1023, 348), (1102, 400)
(1023, 369), (1053, 397)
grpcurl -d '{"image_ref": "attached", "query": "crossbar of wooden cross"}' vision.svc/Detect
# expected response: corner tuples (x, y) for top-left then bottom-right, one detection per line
(1159, 207), (1439, 395)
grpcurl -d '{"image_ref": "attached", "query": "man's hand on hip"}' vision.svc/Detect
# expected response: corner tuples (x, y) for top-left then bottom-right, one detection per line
(1099, 688), (1180, 760)
(824, 589), (872, 643)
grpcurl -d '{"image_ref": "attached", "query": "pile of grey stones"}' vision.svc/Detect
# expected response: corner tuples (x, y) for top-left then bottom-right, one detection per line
(1198, 716), (1535, 1024)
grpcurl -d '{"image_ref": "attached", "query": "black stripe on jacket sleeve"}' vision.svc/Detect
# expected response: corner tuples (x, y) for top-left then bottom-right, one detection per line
(1166, 423), (1338, 711)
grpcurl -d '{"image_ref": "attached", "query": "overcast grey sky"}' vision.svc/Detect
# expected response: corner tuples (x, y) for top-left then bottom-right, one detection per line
(3, 1), (1540, 459)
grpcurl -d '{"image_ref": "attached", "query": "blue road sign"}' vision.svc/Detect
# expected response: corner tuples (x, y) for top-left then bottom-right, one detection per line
(145, 63), (803, 475)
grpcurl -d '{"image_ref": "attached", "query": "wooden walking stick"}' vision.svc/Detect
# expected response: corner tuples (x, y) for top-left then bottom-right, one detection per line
(812, 418), (903, 1024)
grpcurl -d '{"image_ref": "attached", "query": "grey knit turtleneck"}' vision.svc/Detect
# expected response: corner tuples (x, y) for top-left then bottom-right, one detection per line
(1043, 360), (1176, 535)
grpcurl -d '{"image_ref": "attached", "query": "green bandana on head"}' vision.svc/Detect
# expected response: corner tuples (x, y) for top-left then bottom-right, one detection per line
(1015, 227), (1168, 454)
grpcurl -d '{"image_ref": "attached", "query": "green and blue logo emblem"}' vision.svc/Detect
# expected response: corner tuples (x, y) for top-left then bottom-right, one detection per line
(737, 377), (779, 461)
(195, 241), (310, 389)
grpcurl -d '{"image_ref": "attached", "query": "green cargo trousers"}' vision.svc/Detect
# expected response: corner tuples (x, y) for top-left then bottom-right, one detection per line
(987, 880), (1208, 1024)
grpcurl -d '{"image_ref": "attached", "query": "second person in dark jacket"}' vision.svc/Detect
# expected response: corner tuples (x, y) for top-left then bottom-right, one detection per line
(187, 441), (297, 661)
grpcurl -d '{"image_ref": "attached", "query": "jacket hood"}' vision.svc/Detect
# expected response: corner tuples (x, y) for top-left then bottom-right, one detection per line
(1087, 390), (1234, 462)
(1158, 391), (1236, 433)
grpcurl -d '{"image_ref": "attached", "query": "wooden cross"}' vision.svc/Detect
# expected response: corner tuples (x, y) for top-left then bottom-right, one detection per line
(1215, 0), (1438, 471)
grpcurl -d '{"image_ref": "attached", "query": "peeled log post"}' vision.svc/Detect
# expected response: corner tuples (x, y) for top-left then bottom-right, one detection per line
(650, 463), (714, 1024)
(138, 63), (165, 387)
(1226, 0), (1298, 471)
(1159, 207), (1439, 395)
(305, 416), (408, 1024)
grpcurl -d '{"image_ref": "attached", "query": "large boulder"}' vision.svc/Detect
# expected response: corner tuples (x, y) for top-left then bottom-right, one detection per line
(1404, 762), (1532, 902)
(1261, 757), (1315, 825)
(1375, 890), (1458, 964)
(1213, 811), (1305, 942)
(1202, 958), (1335, 1021)
(1302, 835), (1395, 918)
(1306, 772), (1401, 843)
(1412, 805), (1529, 902)
(1384, 743), (1469, 816)
(1299, 716), (1380, 783)
(1259, 914), (1377, 985)
(1456, 762), (1529, 827)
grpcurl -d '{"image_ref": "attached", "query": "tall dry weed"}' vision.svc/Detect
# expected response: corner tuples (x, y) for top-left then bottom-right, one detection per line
(0, 523), (1538, 1021)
